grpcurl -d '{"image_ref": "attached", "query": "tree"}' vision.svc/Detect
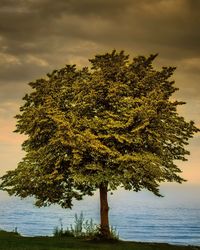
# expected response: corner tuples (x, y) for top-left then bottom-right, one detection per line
(0, 50), (199, 238)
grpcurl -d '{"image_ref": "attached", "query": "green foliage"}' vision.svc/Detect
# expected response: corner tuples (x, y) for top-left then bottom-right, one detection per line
(53, 218), (74, 237)
(53, 213), (119, 240)
(53, 226), (74, 238)
(0, 50), (199, 208)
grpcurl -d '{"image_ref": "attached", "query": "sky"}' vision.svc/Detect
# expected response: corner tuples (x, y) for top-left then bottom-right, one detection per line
(0, 0), (199, 186)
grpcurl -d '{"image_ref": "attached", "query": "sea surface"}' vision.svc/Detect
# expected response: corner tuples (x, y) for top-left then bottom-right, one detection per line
(0, 185), (200, 246)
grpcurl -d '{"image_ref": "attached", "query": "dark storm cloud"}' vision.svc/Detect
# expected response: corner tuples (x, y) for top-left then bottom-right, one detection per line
(1, 0), (200, 57)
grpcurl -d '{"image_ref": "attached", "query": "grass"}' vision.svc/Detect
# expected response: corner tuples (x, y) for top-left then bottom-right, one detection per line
(0, 230), (200, 250)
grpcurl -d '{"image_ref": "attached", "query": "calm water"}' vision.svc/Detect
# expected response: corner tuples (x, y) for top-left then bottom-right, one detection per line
(0, 185), (200, 246)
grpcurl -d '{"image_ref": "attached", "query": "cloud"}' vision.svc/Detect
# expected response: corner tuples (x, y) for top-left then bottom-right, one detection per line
(25, 55), (49, 67)
(0, 52), (21, 65)
(0, 0), (199, 59)
(180, 57), (200, 73)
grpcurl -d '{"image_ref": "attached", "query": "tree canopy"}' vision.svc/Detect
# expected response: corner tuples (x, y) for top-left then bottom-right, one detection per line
(0, 50), (199, 237)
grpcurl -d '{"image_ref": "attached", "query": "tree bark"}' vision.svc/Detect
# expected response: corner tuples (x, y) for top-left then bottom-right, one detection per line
(99, 183), (110, 238)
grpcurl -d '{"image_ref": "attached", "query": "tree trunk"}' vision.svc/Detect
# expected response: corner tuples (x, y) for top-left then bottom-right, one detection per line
(99, 183), (110, 238)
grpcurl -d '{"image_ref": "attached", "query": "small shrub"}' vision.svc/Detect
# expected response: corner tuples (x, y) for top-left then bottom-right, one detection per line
(70, 212), (85, 237)
(53, 226), (61, 237)
(13, 227), (20, 235)
(84, 218), (99, 237)
(53, 225), (74, 237)
(110, 226), (119, 240)
(53, 218), (74, 238)
(53, 213), (119, 240)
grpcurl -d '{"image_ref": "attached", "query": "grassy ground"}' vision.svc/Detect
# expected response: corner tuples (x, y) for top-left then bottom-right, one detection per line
(0, 230), (199, 250)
